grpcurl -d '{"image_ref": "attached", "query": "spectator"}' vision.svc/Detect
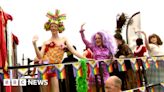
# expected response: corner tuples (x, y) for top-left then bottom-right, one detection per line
(105, 76), (122, 92)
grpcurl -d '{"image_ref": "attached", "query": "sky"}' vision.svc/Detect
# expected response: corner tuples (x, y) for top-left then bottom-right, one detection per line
(1, 0), (164, 65)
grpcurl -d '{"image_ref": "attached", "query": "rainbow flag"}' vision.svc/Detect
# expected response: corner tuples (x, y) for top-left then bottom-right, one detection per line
(88, 60), (99, 75)
(93, 65), (99, 75)
(37, 66), (48, 80)
(77, 67), (83, 77)
(56, 68), (66, 79)
(130, 58), (139, 71)
(55, 64), (66, 79)
(38, 71), (47, 80)
(106, 63), (113, 73)
(117, 59), (126, 72)
(145, 60), (150, 69)
(152, 57), (159, 69)
(142, 59), (150, 69)
(131, 62), (139, 71)
(73, 62), (83, 77)
(73, 66), (83, 77)
(117, 63), (126, 72)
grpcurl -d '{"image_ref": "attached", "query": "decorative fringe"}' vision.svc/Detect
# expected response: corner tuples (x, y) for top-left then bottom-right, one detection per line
(76, 59), (88, 92)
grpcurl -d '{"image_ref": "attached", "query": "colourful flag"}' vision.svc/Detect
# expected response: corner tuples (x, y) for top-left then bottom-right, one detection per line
(152, 57), (159, 69)
(130, 58), (139, 71)
(105, 62), (113, 73)
(55, 64), (66, 79)
(38, 66), (47, 80)
(105, 60), (113, 73)
(72, 62), (82, 77)
(141, 57), (150, 69)
(117, 59), (126, 71)
(88, 60), (99, 75)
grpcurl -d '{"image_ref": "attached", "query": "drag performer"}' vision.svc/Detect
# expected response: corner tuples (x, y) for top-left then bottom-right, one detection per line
(80, 24), (117, 92)
(32, 9), (84, 92)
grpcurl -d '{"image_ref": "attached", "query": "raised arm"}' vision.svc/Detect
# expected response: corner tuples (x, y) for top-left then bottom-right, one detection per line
(32, 35), (46, 59)
(65, 37), (85, 59)
(79, 24), (92, 48)
(138, 31), (150, 51)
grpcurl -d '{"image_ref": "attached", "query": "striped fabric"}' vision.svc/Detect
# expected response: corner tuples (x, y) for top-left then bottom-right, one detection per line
(146, 60), (164, 91)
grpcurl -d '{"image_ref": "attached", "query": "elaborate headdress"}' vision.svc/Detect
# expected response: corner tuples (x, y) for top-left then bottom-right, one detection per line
(44, 9), (66, 33)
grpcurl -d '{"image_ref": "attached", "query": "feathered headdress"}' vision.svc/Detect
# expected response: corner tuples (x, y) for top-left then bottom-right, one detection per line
(116, 13), (127, 33)
(44, 9), (66, 33)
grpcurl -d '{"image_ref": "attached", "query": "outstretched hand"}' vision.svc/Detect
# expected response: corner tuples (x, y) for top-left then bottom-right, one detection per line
(80, 23), (85, 32)
(137, 31), (146, 35)
(32, 35), (39, 44)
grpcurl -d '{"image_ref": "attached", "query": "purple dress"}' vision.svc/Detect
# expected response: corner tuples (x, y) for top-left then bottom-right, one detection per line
(80, 31), (112, 85)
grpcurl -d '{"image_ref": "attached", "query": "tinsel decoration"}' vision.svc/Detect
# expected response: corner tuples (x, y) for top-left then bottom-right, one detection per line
(76, 59), (88, 92)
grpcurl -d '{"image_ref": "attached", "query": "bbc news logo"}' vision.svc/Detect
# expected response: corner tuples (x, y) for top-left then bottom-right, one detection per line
(3, 79), (48, 86)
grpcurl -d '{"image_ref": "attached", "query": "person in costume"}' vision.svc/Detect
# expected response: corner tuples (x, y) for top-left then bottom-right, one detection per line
(134, 38), (148, 87)
(80, 24), (117, 92)
(134, 38), (148, 57)
(83, 47), (93, 59)
(113, 33), (136, 90)
(139, 31), (164, 92)
(32, 9), (84, 92)
(113, 13), (136, 90)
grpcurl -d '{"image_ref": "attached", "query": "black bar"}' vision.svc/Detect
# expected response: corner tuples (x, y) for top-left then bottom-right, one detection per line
(95, 75), (99, 92)
(99, 61), (105, 92)
(65, 65), (70, 92)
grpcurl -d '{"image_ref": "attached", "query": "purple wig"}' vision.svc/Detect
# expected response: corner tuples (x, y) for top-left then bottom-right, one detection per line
(91, 31), (117, 55)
